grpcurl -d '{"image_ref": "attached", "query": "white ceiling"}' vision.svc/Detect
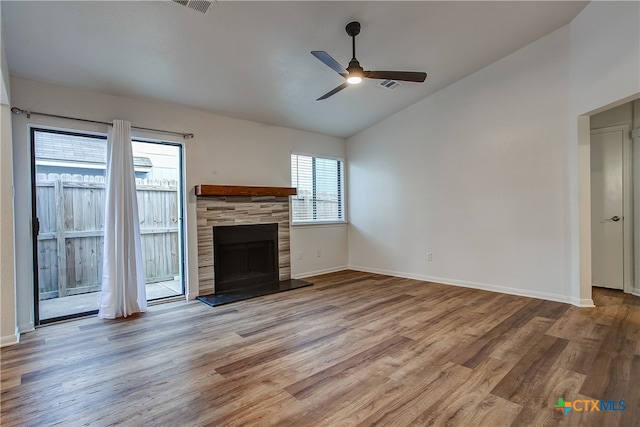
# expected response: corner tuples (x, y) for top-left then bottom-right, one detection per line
(1, 1), (588, 138)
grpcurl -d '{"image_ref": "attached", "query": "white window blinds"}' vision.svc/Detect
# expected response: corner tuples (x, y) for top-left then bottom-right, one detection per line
(291, 154), (345, 223)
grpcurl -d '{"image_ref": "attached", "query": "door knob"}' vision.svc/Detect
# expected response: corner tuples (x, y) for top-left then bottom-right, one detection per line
(610, 216), (621, 222)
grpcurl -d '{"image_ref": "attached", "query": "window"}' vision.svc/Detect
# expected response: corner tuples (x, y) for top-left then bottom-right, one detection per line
(290, 153), (345, 224)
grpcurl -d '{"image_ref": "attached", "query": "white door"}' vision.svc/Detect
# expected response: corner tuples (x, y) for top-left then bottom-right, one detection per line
(590, 128), (624, 289)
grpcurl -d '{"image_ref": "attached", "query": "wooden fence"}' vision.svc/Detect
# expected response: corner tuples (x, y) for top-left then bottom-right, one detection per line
(36, 173), (180, 300)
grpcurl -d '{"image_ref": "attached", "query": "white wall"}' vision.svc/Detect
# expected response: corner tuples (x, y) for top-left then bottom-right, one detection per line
(9, 77), (347, 335)
(291, 224), (348, 278)
(569, 2), (640, 117)
(347, 1), (640, 305)
(348, 26), (574, 302)
(0, 104), (16, 346)
(1, 21), (18, 346)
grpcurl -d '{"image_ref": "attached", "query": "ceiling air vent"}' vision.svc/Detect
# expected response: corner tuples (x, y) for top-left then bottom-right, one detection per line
(378, 79), (401, 90)
(173, 0), (214, 14)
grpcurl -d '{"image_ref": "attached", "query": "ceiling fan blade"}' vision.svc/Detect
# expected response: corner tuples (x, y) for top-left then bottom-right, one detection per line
(364, 71), (427, 83)
(311, 51), (348, 77)
(317, 82), (349, 101)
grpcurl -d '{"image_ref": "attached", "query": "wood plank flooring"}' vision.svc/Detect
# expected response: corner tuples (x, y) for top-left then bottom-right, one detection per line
(1, 270), (639, 426)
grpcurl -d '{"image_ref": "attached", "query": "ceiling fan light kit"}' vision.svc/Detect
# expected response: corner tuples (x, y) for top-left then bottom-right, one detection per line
(311, 21), (427, 100)
(346, 61), (363, 85)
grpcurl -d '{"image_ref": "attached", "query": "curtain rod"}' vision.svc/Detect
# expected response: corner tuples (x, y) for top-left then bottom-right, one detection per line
(10, 107), (194, 140)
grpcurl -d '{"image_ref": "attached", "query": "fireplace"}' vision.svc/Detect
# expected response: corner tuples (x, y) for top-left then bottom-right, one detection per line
(196, 185), (313, 307)
(213, 223), (279, 292)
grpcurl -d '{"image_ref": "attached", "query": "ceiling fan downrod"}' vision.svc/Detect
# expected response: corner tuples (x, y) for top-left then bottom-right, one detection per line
(346, 21), (361, 59)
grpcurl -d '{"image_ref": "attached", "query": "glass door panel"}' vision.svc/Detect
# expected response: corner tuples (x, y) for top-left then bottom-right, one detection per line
(33, 129), (184, 323)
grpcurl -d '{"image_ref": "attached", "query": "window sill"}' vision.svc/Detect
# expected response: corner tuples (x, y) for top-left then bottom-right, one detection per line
(291, 221), (348, 228)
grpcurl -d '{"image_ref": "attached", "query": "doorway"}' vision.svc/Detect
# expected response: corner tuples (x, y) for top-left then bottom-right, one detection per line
(31, 128), (185, 323)
(588, 100), (637, 297)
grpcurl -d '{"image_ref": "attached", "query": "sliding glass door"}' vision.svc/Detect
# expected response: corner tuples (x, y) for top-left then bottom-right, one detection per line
(31, 128), (184, 323)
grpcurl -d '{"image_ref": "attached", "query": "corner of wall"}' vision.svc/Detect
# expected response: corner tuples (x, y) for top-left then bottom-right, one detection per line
(1, 12), (18, 345)
(571, 297), (595, 308)
(0, 328), (20, 347)
(0, 103), (17, 345)
(633, 99), (640, 297)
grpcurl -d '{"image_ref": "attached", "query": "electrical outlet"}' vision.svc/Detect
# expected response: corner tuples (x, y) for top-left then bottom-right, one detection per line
(427, 252), (433, 261)
(316, 249), (321, 258)
(298, 252), (303, 260)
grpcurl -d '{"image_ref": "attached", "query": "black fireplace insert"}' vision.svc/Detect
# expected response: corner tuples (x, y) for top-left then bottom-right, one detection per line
(213, 223), (279, 292)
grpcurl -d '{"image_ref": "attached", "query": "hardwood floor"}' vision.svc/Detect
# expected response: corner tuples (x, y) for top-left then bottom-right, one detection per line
(1, 271), (639, 426)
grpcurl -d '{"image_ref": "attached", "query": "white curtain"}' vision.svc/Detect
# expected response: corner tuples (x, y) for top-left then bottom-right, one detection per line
(99, 120), (147, 319)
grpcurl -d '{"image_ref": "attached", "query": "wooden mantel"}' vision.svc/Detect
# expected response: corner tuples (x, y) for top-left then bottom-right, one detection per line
(195, 184), (297, 197)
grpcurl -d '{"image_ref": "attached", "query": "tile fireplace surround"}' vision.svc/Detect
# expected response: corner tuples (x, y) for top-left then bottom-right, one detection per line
(195, 185), (296, 295)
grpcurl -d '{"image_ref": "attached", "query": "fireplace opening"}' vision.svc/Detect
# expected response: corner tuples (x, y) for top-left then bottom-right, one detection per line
(213, 223), (279, 293)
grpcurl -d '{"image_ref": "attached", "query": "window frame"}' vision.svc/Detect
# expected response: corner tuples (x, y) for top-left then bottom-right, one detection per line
(290, 152), (347, 226)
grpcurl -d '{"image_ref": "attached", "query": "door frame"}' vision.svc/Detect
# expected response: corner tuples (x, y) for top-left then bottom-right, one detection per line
(133, 137), (187, 301)
(590, 124), (633, 294)
(30, 127), (187, 324)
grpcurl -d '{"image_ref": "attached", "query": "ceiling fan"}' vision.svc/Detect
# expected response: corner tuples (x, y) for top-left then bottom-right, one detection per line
(311, 21), (427, 101)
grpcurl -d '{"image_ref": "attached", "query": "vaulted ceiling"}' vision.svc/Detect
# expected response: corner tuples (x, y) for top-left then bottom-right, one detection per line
(1, 1), (588, 138)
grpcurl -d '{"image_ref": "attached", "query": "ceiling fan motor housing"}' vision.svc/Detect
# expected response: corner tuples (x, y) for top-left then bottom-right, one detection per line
(347, 59), (364, 75)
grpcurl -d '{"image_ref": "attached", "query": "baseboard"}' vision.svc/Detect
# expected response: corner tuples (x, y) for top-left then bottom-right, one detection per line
(349, 265), (575, 305)
(293, 265), (349, 280)
(1, 329), (20, 347)
(632, 288), (640, 298)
